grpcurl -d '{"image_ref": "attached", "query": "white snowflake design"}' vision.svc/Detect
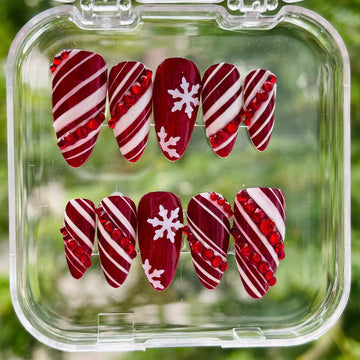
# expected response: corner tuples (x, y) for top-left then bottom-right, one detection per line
(168, 76), (200, 119)
(147, 205), (184, 243)
(157, 126), (180, 159)
(142, 259), (164, 290)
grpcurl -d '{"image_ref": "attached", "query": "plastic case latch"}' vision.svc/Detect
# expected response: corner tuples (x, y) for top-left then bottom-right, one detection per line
(227, 0), (304, 14)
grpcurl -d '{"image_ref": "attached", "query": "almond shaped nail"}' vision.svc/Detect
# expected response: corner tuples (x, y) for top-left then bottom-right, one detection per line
(243, 69), (277, 151)
(153, 58), (201, 161)
(186, 192), (231, 290)
(60, 198), (96, 279)
(108, 61), (152, 163)
(202, 63), (242, 157)
(97, 194), (137, 288)
(138, 192), (184, 291)
(232, 188), (286, 298)
(51, 50), (107, 167)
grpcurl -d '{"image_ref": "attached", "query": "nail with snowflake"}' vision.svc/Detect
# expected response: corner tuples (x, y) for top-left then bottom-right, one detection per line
(242, 69), (277, 151)
(108, 61), (153, 162)
(138, 192), (184, 291)
(186, 192), (231, 290)
(202, 63), (243, 157)
(232, 188), (286, 298)
(97, 194), (137, 288)
(153, 58), (201, 161)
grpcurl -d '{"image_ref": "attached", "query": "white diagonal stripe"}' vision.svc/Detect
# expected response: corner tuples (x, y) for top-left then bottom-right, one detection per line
(98, 241), (129, 275)
(64, 214), (94, 249)
(70, 199), (95, 228)
(193, 258), (220, 284)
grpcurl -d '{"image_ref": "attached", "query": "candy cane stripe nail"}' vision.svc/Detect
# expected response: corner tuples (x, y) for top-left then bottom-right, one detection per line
(51, 50), (107, 167)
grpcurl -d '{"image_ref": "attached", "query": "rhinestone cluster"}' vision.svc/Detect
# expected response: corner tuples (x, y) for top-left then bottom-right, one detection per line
(50, 50), (70, 73)
(209, 192), (233, 218)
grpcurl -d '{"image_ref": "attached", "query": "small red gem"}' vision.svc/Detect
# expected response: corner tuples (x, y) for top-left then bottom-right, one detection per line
(74, 247), (83, 257)
(249, 253), (261, 264)
(67, 240), (77, 251)
(116, 102), (127, 116)
(258, 261), (269, 274)
(236, 191), (248, 203)
(240, 243), (253, 257)
(87, 119), (98, 131)
(250, 98), (260, 111)
(64, 134), (75, 146)
(244, 199), (256, 214)
(209, 135), (218, 147)
(230, 227), (240, 237)
(263, 81), (274, 92)
(226, 120), (238, 134)
(130, 250), (137, 259)
(257, 90), (269, 102)
(202, 248), (214, 261)
(217, 198), (225, 206)
(183, 226), (190, 236)
(50, 64), (56, 73)
(58, 138), (66, 149)
(260, 219), (275, 236)
(192, 241), (203, 253)
(268, 276), (277, 286)
(112, 228), (122, 241)
(268, 74), (276, 84)
(80, 253), (89, 264)
(108, 119), (116, 129)
(252, 209), (265, 223)
(97, 112), (105, 122)
(227, 210), (233, 218)
(60, 51), (68, 59)
(223, 203), (232, 214)
(140, 75), (150, 88)
(104, 221), (113, 232)
(53, 57), (61, 66)
(244, 114), (252, 127)
(219, 261), (228, 272)
(278, 251), (286, 261)
(132, 83), (142, 95)
(84, 258), (92, 268)
(217, 130), (227, 143)
(120, 237), (130, 248)
(210, 192), (218, 201)
(269, 232), (281, 245)
(187, 233), (195, 244)
(76, 126), (88, 139)
(275, 241), (285, 253)
(124, 92), (136, 105)
(145, 69), (152, 79)
(99, 212), (107, 223)
(265, 270), (274, 280)
(212, 256), (222, 268)
(60, 226), (67, 235)
(126, 242), (135, 254)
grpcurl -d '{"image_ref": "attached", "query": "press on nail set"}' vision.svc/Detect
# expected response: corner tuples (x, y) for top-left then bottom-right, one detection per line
(7, 1), (350, 352)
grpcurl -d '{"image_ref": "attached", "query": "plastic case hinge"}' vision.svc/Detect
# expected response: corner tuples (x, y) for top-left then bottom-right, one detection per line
(227, 0), (303, 14)
(79, 0), (132, 22)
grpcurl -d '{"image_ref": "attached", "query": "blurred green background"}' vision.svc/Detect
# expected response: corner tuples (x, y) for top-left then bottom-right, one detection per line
(0, 0), (359, 359)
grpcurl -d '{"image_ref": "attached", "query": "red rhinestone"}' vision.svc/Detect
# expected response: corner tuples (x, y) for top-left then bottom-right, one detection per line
(209, 135), (218, 147)
(145, 69), (152, 79)
(265, 270), (274, 280)
(58, 138), (66, 149)
(74, 247), (83, 257)
(275, 241), (285, 253)
(227, 210), (233, 218)
(230, 227), (240, 237)
(227, 120), (238, 134)
(268, 276), (277, 286)
(64, 134), (75, 146)
(76, 126), (88, 139)
(269, 232), (281, 245)
(236, 191), (248, 203)
(120, 237), (130, 247)
(250, 98), (260, 111)
(219, 261), (228, 272)
(244, 199), (256, 214)
(60, 51), (68, 59)
(126, 242), (135, 254)
(60, 226), (67, 235)
(116, 102), (127, 116)
(249, 253), (261, 264)
(183, 226), (190, 236)
(210, 192), (218, 201)
(53, 57), (61, 66)
(268, 74), (277, 84)
(263, 81), (274, 92)
(192, 241), (203, 253)
(223, 203), (232, 214)
(87, 119), (98, 131)
(104, 221), (113, 232)
(67, 240), (77, 251)
(256, 90), (268, 102)
(140, 75), (150, 88)
(80, 253), (89, 264)
(84, 258), (92, 268)
(188, 233), (195, 244)
(97, 112), (105, 122)
(260, 219), (275, 236)
(130, 250), (137, 259)
(278, 251), (286, 261)
(217, 198), (225, 206)
(108, 119), (117, 129)
(50, 64), (56, 73)
(258, 262), (269, 274)
(112, 228), (122, 241)
(212, 256), (222, 268)
(124, 92), (135, 105)
(132, 83), (142, 95)
(99, 212), (107, 223)
(252, 209), (265, 223)
(202, 248), (214, 261)
(217, 130), (227, 143)
(240, 243), (253, 257)
(244, 110), (253, 126)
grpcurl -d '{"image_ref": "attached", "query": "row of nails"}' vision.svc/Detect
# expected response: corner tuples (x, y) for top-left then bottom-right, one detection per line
(51, 50), (277, 168)
(61, 188), (285, 299)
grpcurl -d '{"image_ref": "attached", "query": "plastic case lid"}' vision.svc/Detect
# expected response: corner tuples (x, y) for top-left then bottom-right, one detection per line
(7, 0), (350, 352)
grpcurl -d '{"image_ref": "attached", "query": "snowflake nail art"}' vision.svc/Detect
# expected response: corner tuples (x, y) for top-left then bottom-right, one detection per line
(138, 191), (184, 291)
(154, 58), (201, 161)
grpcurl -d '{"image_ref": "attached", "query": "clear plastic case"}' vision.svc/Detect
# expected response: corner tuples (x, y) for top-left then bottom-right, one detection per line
(7, 0), (351, 351)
